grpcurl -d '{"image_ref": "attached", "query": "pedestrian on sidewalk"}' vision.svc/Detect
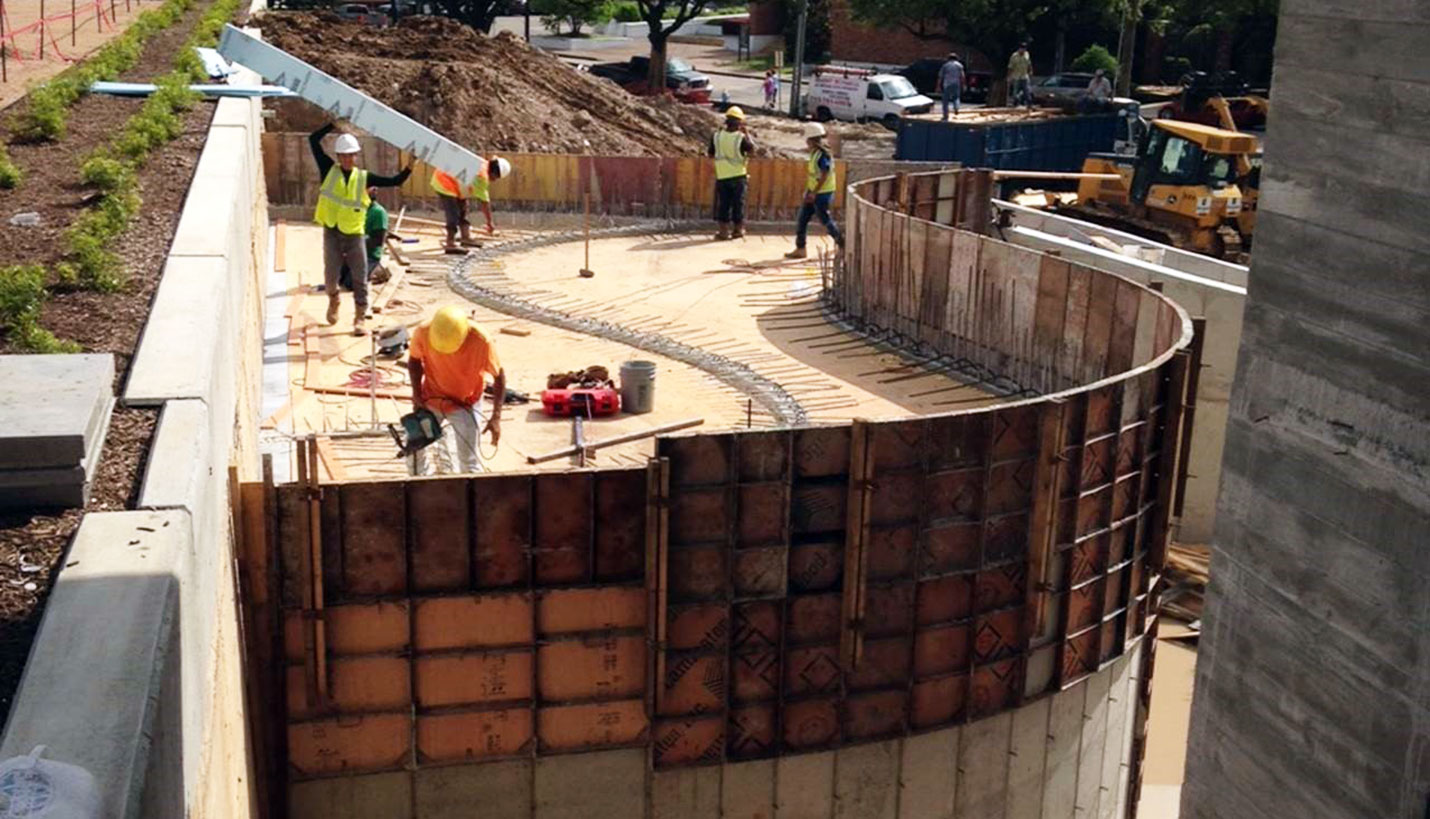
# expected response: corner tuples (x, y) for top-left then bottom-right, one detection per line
(710, 106), (755, 241)
(1008, 42), (1033, 108)
(407, 305), (506, 475)
(936, 52), (966, 120)
(309, 123), (411, 336)
(785, 122), (843, 259)
(431, 156), (513, 251)
(763, 68), (779, 109)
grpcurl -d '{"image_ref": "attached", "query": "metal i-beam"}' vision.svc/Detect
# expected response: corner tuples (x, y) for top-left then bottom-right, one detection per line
(216, 24), (485, 185)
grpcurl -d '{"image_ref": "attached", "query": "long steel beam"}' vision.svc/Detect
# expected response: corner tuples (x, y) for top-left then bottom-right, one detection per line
(216, 24), (485, 185)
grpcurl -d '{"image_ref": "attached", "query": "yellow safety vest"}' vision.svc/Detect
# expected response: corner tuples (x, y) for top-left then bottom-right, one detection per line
(431, 167), (492, 202)
(806, 148), (836, 194)
(314, 166), (370, 235)
(712, 129), (747, 180)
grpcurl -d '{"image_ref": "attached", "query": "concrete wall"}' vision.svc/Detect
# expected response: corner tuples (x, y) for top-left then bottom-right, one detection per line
(0, 78), (269, 817)
(1181, 1), (1430, 816)
(997, 204), (1249, 545)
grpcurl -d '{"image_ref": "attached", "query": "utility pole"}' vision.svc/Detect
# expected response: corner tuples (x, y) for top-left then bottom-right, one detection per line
(1114, 0), (1139, 96)
(524, 0), (530, 41)
(787, 0), (807, 118)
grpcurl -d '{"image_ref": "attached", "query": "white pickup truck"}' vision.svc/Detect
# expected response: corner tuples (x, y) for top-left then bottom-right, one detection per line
(802, 69), (934, 129)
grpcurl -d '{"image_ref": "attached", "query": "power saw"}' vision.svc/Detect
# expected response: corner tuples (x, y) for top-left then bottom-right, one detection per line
(389, 408), (443, 456)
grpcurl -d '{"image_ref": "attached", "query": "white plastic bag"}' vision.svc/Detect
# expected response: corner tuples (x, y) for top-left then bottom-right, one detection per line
(0, 746), (100, 818)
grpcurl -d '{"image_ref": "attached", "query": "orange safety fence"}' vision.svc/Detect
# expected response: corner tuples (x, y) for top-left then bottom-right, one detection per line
(0, 0), (131, 79)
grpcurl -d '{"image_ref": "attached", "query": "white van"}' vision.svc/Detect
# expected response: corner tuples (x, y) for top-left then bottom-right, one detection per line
(802, 68), (934, 129)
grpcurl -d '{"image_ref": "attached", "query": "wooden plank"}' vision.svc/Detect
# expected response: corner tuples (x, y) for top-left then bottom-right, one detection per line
(1024, 399), (1067, 645)
(312, 435), (347, 482)
(1148, 352), (1192, 570)
(274, 219), (287, 272)
(840, 420), (873, 668)
(1061, 265), (1094, 379)
(1082, 269), (1119, 381)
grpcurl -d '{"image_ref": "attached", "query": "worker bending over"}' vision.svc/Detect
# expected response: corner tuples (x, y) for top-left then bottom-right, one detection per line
(785, 123), (843, 259)
(431, 156), (513, 251)
(407, 305), (506, 474)
(309, 123), (411, 336)
(709, 106), (754, 240)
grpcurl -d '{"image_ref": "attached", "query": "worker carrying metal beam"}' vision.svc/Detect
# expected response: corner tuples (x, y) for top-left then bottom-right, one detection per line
(407, 306), (507, 474)
(309, 123), (412, 336)
(431, 156), (513, 251)
(709, 105), (754, 241)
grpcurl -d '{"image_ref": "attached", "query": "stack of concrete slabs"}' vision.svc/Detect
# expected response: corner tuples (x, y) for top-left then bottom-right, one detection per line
(0, 355), (116, 509)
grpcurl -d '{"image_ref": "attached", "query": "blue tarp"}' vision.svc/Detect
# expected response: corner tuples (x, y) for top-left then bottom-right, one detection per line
(89, 81), (297, 98)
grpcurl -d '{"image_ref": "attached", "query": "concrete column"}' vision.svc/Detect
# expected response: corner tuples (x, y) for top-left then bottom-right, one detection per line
(1181, 0), (1430, 816)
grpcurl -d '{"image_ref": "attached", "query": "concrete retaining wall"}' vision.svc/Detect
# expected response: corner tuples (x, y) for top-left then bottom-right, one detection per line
(0, 75), (269, 817)
(994, 202), (1249, 545)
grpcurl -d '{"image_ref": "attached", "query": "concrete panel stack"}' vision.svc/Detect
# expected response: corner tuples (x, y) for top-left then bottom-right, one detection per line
(0, 354), (115, 509)
(1182, 0), (1430, 814)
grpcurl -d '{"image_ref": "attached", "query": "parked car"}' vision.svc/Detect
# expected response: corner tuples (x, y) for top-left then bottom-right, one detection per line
(1029, 72), (1097, 108)
(897, 58), (991, 103)
(803, 68), (934, 129)
(589, 56), (712, 104)
(333, 2), (390, 24)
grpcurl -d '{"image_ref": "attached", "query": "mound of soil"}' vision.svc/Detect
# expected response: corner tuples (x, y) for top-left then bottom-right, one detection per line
(257, 13), (722, 156)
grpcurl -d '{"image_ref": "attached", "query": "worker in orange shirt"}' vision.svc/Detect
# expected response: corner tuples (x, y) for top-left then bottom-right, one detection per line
(430, 157), (513, 251)
(407, 305), (506, 474)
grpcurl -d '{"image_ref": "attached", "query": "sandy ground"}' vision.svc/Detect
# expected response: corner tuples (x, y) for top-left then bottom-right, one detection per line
(0, 0), (159, 110)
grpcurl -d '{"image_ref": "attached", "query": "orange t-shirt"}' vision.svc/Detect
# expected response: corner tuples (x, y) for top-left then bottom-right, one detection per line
(410, 322), (502, 414)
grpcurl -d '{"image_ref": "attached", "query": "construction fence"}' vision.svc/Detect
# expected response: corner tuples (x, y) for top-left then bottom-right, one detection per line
(261, 133), (849, 221)
(234, 169), (1193, 818)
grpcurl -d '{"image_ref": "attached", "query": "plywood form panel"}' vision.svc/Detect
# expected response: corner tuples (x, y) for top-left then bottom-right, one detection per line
(472, 475), (532, 588)
(595, 470), (648, 580)
(537, 635), (646, 700)
(534, 472), (593, 584)
(288, 713), (411, 777)
(284, 601), (409, 660)
(414, 594), (534, 650)
(538, 699), (648, 750)
(416, 652), (534, 707)
(417, 708), (534, 762)
(339, 482), (407, 597)
(408, 478), (471, 592)
(653, 715), (725, 767)
(538, 586), (646, 634)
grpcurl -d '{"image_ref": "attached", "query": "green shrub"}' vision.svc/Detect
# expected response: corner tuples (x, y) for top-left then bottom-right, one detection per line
(80, 155), (133, 191)
(610, 1), (642, 21)
(0, 265), (78, 352)
(1070, 45), (1118, 76)
(0, 147), (19, 189)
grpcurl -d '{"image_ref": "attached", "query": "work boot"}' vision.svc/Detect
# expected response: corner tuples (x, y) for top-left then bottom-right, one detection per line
(731, 223), (745, 239)
(326, 295), (340, 326)
(353, 315), (367, 337)
(459, 225), (482, 248)
(714, 222), (730, 241)
(784, 246), (807, 259)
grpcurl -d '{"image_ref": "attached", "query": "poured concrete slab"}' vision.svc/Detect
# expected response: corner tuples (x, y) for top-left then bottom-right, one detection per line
(534, 748), (645, 819)
(415, 761), (532, 819)
(0, 510), (187, 818)
(0, 353), (114, 469)
(290, 771), (413, 819)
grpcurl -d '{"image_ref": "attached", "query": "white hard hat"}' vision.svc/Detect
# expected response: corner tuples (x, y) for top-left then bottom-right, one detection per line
(334, 133), (361, 154)
(491, 156), (512, 179)
(802, 122), (827, 139)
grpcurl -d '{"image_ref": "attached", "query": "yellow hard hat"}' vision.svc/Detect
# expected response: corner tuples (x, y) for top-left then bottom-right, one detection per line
(725, 105), (745, 120)
(428, 305), (470, 354)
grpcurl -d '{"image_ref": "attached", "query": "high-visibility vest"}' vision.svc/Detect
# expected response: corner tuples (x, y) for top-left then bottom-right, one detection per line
(712, 129), (747, 180)
(806, 148), (836, 194)
(314, 166), (370, 235)
(431, 167), (492, 203)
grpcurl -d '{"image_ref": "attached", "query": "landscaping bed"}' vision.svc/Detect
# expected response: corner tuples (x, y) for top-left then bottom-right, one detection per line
(0, 0), (236, 725)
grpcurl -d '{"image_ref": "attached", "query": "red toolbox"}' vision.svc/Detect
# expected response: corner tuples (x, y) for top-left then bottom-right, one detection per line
(541, 387), (621, 417)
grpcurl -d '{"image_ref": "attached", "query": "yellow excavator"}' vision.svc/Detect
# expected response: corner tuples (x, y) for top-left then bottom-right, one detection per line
(1061, 102), (1261, 262)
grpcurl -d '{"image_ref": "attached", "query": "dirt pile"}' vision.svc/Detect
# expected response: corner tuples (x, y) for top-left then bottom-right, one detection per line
(256, 13), (721, 156)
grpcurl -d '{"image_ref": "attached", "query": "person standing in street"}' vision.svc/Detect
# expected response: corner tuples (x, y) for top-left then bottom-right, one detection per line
(309, 123), (411, 336)
(1008, 42), (1033, 108)
(431, 156), (513, 251)
(407, 305), (506, 474)
(763, 68), (779, 109)
(935, 52), (966, 120)
(785, 122), (842, 259)
(710, 106), (755, 240)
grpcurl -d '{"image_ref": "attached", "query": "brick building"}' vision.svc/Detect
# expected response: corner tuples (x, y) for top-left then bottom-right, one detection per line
(749, 0), (991, 71)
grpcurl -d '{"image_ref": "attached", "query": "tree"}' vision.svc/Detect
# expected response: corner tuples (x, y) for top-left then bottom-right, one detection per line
(636, 0), (714, 91)
(778, 0), (831, 65)
(432, 0), (506, 33)
(538, 0), (610, 35)
(1070, 44), (1118, 74)
(847, 0), (1050, 101)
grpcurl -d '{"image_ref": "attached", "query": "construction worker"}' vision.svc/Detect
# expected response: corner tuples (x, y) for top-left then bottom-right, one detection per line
(337, 187), (390, 291)
(431, 156), (512, 251)
(309, 123), (411, 336)
(407, 305), (506, 474)
(785, 122), (843, 259)
(709, 105), (754, 240)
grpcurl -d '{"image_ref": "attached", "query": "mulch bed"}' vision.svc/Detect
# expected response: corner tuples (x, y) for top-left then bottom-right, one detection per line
(0, 0), (221, 725)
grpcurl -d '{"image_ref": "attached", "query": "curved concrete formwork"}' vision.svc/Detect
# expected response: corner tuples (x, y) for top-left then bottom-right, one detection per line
(240, 170), (1192, 818)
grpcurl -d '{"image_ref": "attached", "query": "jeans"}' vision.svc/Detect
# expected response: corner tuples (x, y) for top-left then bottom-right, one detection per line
(1011, 78), (1030, 106)
(322, 226), (369, 310)
(941, 86), (961, 119)
(714, 176), (747, 225)
(411, 404), (484, 475)
(795, 192), (842, 248)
